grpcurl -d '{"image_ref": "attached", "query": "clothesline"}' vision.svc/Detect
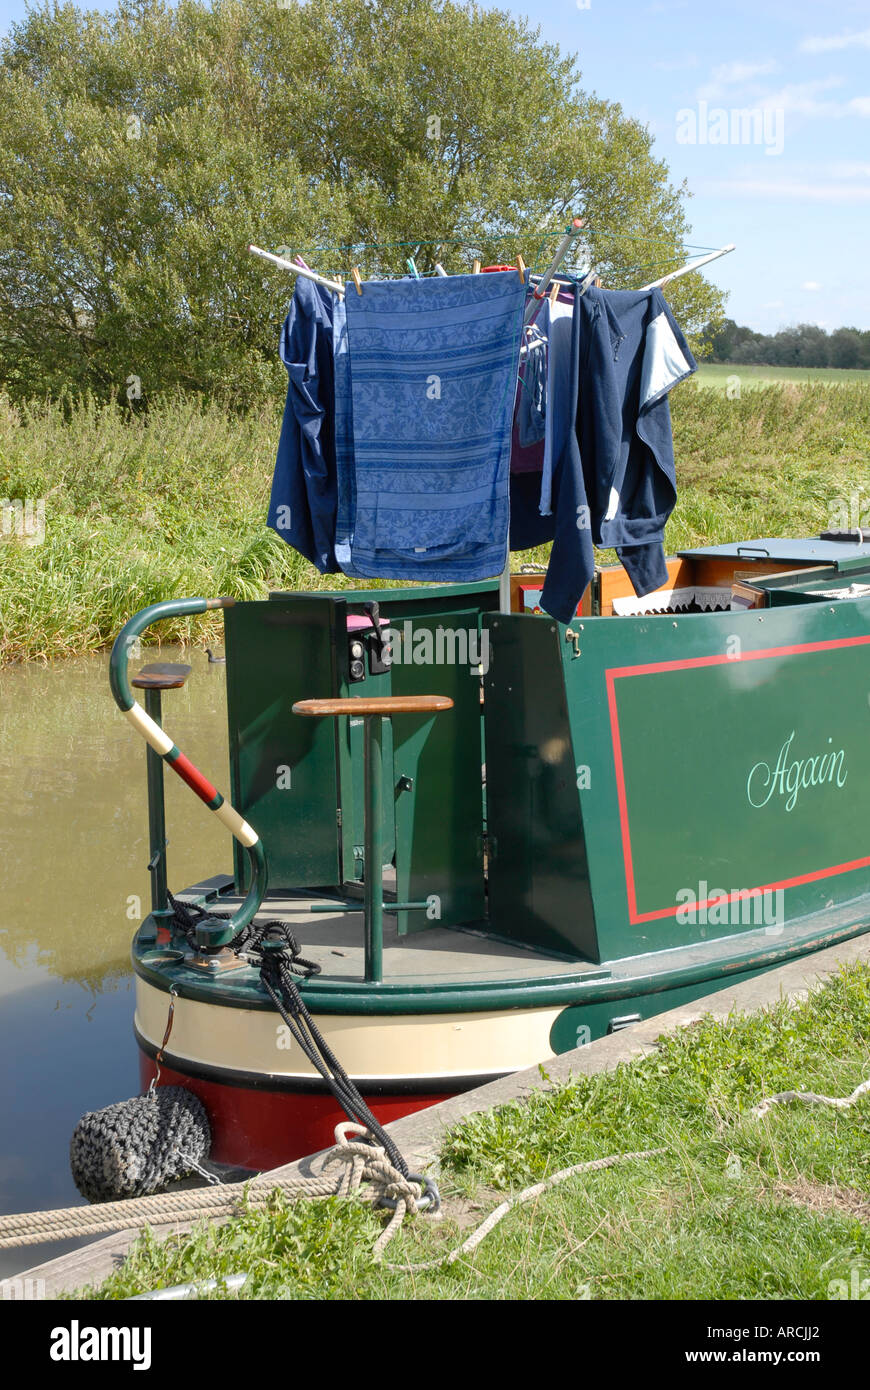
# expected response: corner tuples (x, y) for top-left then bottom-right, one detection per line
(249, 230), (733, 296)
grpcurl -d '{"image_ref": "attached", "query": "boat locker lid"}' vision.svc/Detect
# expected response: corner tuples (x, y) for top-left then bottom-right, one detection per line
(677, 534), (870, 570)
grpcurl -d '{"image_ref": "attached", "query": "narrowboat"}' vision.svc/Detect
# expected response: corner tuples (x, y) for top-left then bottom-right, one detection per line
(115, 533), (870, 1170)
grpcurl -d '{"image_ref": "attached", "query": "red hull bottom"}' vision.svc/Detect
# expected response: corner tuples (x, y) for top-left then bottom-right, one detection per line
(139, 1053), (453, 1169)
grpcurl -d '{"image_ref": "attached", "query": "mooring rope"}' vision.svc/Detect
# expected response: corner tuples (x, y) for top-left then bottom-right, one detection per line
(385, 1074), (870, 1273)
(382, 1148), (667, 1273)
(5, 1076), (868, 1278)
(750, 1076), (870, 1118)
(0, 1124), (425, 1255)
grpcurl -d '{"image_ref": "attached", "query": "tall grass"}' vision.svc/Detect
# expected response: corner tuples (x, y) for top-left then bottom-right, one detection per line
(2, 382), (869, 664)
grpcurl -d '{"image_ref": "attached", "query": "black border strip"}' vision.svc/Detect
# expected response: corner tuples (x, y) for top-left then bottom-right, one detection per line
(135, 1024), (506, 1097)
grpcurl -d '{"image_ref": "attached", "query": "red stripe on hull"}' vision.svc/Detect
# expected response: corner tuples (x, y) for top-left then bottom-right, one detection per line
(139, 1053), (452, 1169)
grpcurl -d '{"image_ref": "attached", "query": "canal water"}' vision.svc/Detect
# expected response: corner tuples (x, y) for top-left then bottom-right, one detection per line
(0, 647), (229, 1281)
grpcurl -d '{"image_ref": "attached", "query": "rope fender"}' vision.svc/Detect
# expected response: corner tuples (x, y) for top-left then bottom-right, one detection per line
(70, 1088), (211, 1205)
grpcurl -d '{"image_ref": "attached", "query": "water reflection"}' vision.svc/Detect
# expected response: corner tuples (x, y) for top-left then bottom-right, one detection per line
(0, 647), (232, 1270)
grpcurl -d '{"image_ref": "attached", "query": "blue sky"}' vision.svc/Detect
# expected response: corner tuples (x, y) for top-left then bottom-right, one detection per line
(2, 0), (868, 331)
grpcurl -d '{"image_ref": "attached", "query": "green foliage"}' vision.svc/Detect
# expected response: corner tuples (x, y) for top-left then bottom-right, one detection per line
(0, 388), (324, 660)
(77, 1191), (382, 1300)
(0, 0), (724, 401)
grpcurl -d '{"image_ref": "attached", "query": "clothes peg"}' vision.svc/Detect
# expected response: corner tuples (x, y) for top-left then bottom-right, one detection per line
(516, 255), (526, 283)
(406, 258), (420, 279)
(472, 259), (481, 275)
(549, 281), (561, 306)
(351, 267), (363, 296)
(434, 263), (448, 277)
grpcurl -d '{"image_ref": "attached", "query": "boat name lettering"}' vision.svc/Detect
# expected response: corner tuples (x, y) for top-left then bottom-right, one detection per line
(746, 731), (847, 812)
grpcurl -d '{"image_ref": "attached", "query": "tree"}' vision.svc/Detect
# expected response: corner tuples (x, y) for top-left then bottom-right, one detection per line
(829, 327), (869, 370)
(0, 0), (725, 402)
(705, 317), (870, 369)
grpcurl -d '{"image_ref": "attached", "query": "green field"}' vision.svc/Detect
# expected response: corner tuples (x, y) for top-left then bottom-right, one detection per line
(1, 380), (870, 664)
(696, 363), (870, 390)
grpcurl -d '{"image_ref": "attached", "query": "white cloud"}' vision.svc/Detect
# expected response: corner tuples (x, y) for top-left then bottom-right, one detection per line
(802, 282), (822, 291)
(698, 59), (779, 101)
(696, 178), (870, 203)
(712, 60), (779, 86)
(755, 77), (845, 116)
(849, 97), (870, 117)
(800, 28), (870, 54)
(829, 161), (870, 178)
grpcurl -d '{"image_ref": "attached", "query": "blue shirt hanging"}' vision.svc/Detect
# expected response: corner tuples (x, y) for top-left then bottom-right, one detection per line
(267, 277), (340, 573)
(577, 286), (696, 595)
(510, 285), (696, 623)
(340, 270), (527, 581)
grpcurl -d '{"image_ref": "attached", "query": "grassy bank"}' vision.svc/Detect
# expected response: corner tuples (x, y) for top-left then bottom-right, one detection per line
(80, 961), (870, 1300)
(696, 364), (870, 389)
(2, 381), (870, 664)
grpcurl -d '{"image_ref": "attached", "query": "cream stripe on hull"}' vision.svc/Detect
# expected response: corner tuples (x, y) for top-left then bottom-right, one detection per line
(136, 977), (560, 1082)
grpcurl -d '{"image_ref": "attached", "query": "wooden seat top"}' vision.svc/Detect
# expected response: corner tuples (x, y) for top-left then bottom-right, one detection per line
(292, 695), (454, 717)
(131, 662), (192, 690)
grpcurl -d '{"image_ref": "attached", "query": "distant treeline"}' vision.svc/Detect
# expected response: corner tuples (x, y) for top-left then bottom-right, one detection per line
(707, 319), (870, 369)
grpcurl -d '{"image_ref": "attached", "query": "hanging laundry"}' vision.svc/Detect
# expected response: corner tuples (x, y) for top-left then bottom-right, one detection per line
(332, 293), (356, 570)
(577, 286), (696, 597)
(510, 285), (695, 623)
(510, 281), (577, 475)
(515, 330), (547, 450)
(510, 286), (591, 623)
(267, 277), (340, 573)
(339, 271), (527, 581)
(539, 294), (577, 517)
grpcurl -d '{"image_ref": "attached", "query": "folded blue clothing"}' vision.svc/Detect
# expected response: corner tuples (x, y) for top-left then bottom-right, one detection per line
(267, 277), (340, 573)
(339, 271), (527, 580)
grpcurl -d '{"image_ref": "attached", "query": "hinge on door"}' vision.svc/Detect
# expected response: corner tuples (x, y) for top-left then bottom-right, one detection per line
(336, 808), (342, 827)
